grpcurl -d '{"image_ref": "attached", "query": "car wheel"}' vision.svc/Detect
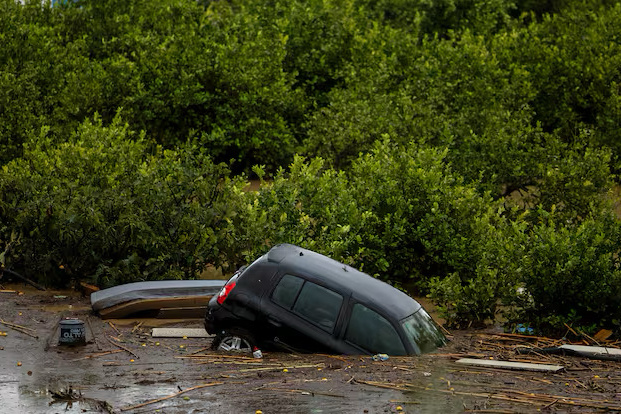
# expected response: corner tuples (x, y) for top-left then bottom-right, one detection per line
(212, 328), (256, 353)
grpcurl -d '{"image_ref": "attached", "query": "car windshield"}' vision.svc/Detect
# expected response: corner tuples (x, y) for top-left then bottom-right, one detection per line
(401, 308), (446, 355)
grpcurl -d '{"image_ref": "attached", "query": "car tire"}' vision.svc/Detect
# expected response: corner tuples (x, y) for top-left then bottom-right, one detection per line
(212, 328), (256, 353)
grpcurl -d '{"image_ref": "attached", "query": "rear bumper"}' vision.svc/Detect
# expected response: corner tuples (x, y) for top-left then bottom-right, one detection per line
(204, 301), (240, 335)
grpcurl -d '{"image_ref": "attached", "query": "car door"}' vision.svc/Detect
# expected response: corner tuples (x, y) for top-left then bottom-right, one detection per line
(260, 273), (346, 353)
(341, 301), (409, 356)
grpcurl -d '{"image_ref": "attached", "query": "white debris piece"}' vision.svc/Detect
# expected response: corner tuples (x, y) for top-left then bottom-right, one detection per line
(151, 328), (212, 338)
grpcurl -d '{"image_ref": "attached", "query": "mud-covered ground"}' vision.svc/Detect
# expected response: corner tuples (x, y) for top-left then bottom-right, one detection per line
(1, 284), (621, 414)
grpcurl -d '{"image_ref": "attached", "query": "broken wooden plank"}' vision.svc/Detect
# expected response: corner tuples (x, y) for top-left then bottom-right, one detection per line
(455, 358), (564, 372)
(520, 344), (621, 361)
(151, 328), (211, 338)
(98, 296), (212, 319)
(91, 280), (225, 311)
(559, 344), (621, 355)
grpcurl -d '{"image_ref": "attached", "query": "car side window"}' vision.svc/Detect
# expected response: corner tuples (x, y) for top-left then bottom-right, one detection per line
(292, 282), (343, 332)
(272, 274), (304, 309)
(345, 303), (406, 355)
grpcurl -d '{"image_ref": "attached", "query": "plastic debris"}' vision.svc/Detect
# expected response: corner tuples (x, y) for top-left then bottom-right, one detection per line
(372, 354), (389, 361)
(515, 324), (534, 334)
(252, 347), (263, 359)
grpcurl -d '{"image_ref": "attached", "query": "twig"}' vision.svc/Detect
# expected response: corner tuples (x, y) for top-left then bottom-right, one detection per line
(0, 319), (37, 333)
(106, 335), (139, 359)
(2, 268), (46, 291)
(564, 323), (578, 336)
(260, 387), (345, 398)
(131, 322), (143, 334)
(108, 322), (121, 336)
(120, 382), (223, 411)
(438, 324), (452, 336)
(578, 329), (600, 346)
(0, 319), (38, 339)
(86, 316), (102, 351)
(72, 350), (123, 361)
(181, 353), (254, 360)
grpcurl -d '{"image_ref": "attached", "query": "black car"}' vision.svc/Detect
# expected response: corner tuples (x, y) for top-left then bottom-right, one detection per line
(205, 244), (446, 356)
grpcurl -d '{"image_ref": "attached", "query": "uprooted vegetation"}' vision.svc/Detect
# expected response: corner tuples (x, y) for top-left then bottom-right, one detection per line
(2, 0), (621, 336)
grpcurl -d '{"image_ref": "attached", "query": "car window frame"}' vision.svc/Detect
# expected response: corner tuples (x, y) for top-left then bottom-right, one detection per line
(269, 272), (347, 335)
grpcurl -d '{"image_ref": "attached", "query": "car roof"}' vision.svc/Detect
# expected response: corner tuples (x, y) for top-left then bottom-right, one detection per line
(265, 244), (421, 321)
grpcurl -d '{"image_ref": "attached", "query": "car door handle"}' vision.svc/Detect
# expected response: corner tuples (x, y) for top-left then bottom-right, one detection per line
(268, 316), (282, 327)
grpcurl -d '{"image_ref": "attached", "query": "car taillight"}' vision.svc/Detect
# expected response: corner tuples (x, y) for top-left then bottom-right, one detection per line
(217, 274), (239, 305)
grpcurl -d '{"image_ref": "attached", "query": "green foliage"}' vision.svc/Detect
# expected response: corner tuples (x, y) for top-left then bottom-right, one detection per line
(354, 0), (515, 36)
(0, 115), (245, 287)
(509, 210), (621, 333)
(507, 3), (621, 155)
(2, 0), (621, 332)
(233, 155), (364, 267)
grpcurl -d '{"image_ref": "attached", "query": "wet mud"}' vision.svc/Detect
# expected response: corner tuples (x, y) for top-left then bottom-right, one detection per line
(1, 284), (621, 413)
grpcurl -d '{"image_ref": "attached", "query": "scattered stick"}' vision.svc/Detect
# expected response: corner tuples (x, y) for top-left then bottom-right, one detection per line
(106, 335), (139, 359)
(564, 323), (578, 336)
(187, 346), (213, 355)
(131, 322), (144, 334)
(72, 350), (124, 361)
(120, 382), (223, 411)
(108, 322), (121, 336)
(438, 324), (452, 336)
(0, 319), (38, 339)
(2, 268), (46, 291)
(259, 387), (345, 398)
(181, 353), (254, 360)
(86, 316), (102, 351)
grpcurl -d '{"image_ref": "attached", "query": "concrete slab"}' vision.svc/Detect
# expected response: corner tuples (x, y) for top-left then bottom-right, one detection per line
(151, 327), (212, 338)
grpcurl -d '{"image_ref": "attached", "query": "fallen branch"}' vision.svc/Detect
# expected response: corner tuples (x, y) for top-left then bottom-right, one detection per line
(356, 379), (621, 411)
(108, 322), (121, 336)
(259, 387), (345, 398)
(131, 322), (144, 334)
(86, 316), (102, 351)
(2, 268), (46, 291)
(72, 349), (124, 361)
(106, 335), (139, 359)
(0, 319), (38, 339)
(120, 382), (223, 411)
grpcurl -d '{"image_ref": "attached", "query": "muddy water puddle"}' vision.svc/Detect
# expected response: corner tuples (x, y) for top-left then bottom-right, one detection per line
(0, 285), (470, 413)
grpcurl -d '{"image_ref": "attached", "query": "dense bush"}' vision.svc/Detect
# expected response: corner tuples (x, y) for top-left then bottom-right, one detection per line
(0, 115), (245, 287)
(509, 209), (621, 334)
(2, 0), (621, 333)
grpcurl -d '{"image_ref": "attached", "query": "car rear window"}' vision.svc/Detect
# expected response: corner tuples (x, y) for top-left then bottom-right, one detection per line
(272, 274), (304, 309)
(345, 303), (406, 356)
(272, 274), (343, 332)
(293, 282), (343, 332)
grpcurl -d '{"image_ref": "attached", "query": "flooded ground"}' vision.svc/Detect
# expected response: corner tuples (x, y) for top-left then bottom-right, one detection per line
(2, 284), (621, 413)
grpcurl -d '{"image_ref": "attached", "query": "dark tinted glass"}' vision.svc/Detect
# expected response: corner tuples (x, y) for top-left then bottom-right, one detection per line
(345, 304), (406, 355)
(292, 282), (343, 332)
(272, 274), (304, 309)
